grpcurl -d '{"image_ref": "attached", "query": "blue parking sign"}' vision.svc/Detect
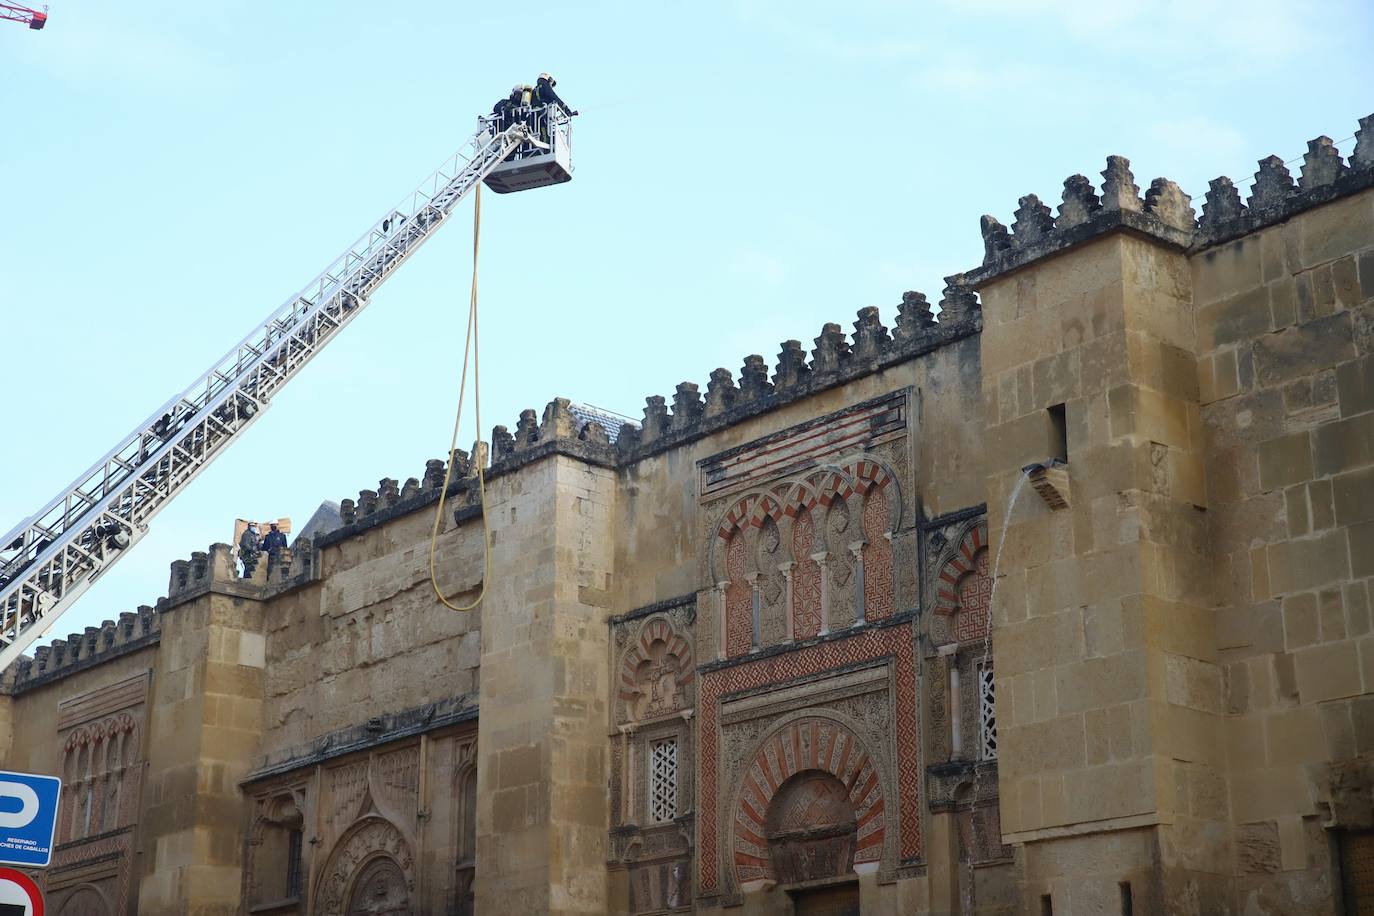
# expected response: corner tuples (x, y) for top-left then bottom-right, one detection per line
(0, 770), (61, 868)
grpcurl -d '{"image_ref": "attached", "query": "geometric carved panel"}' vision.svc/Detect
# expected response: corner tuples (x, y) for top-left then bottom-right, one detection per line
(953, 548), (991, 643)
(928, 518), (990, 649)
(650, 738), (680, 824)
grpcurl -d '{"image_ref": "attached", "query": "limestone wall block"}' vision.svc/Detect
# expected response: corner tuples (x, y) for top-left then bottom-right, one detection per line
(1264, 529), (1351, 597)
(1192, 236), (1264, 306)
(1255, 313), (1357, 390)
(1061, 758), (1154, 826)
(1297, 191), (1374, 269)
(1292, 640), (1364, 703)
(1230, 766), (1316, 823)
(1336, 353), (1374, 417)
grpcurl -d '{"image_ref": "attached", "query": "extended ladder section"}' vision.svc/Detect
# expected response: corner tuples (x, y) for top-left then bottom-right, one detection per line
(0, 104), (573, 670)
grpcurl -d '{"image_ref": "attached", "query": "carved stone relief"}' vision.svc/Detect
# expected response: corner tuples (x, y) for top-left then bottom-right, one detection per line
(615, 615), (695, 726)
(756, 517), (787, 647)
(325, 760), (371, 844)
(766, 771), (857, 887)
(373, 745), (420, 825)
(346, 855), (411, 915)
(791, 508), (822, 640)
(825, 496), (857, 629)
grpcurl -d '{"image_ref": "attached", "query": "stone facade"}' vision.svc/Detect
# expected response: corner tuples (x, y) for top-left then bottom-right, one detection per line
(1, 114), (1373, 915)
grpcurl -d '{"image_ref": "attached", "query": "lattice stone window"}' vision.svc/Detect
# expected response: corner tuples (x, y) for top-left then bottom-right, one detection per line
(978, 664), (997, 760)
(649, 738), (679, 823)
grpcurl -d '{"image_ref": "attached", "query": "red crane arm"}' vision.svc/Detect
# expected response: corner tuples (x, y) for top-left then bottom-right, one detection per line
(0, 2), (47, 28)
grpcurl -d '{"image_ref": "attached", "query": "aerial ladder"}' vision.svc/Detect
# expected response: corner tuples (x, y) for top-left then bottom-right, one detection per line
(0, 99), (575, 670)
(0, 3), (47, 29)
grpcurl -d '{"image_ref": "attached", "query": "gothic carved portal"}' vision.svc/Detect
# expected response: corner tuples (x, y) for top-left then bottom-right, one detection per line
(315, 817), (415, 916)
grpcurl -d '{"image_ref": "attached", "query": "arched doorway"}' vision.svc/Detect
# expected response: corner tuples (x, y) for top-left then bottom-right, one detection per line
(733, 717), (886, 888)
(55, 885), (111, 916)
(767, 771), (857, 885)
(346, 856), (410, 915)
(768, 771), (862, 914)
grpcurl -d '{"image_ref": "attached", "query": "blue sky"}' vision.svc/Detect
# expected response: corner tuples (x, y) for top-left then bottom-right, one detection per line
(2, 0), (1371, 644)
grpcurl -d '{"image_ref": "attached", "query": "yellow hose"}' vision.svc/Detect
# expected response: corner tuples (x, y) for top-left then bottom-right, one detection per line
(429, 185), (490, 611)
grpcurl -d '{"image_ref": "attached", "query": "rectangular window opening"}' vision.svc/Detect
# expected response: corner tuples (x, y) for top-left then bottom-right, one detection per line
(1119, 881), (1133, 915)
(649, 738), (680, 824)
(1048, 403), (1068, 463)
(1040, 894), (1053, 916)
(287, 829), (304, 897)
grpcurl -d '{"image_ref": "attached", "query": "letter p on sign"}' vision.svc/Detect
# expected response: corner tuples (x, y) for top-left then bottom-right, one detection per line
(0, 772), (60, 869)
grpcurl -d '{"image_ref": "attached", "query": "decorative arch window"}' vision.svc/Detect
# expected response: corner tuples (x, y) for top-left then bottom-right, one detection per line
(790, 506), (823, 640)
(59, 714), (138, 843)
(859, 480), (895, 622)
(821, 493), (857, 629)
(616, 616), (694, 726)
(722, 526), (754, 657)
(930, 522), (998, 766)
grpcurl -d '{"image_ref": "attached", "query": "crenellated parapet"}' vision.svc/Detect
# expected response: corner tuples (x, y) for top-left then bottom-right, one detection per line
(971, 114), (1374, 284)
(330, 450), (487, 535)
(167, 543), (240, 602)
(489, 398), (625, 464)
(299, 443), (507, 546)
(160, 536), (319, 606)
(2, 602), (160, 695)
(316, 275), (981, 548)
(324, 285), (983, 524)
(608, 283), (979, 460)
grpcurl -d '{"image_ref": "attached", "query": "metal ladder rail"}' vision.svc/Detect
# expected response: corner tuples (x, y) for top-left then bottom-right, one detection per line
(0, 120), (538, 670)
